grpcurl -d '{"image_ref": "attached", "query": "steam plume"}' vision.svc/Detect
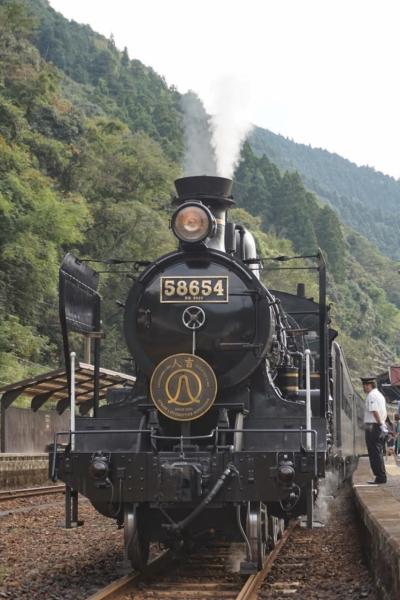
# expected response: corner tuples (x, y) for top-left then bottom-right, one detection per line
(209, 75), (253, 178)
(180, 92), (218, 176)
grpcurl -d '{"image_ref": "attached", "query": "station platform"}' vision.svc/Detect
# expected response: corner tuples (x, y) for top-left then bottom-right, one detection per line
(0, 453), (48, 488)
(352, 454), (400, 600)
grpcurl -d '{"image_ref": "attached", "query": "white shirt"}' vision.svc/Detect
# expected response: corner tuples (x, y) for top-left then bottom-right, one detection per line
(364, 388), (387, 424)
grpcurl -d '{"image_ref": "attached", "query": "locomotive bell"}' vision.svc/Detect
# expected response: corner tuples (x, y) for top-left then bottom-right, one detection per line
(173, 176), (235, 251)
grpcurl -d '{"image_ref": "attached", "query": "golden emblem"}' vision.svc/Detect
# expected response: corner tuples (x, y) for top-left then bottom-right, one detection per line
(150, 353), (217, 421)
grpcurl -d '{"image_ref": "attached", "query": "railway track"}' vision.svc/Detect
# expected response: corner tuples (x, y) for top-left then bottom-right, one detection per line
(0, 484), (65, 502)
(85, 523), (295, 600)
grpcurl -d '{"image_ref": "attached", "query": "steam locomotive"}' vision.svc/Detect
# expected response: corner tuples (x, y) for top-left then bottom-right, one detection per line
(51, 176), (365, 572)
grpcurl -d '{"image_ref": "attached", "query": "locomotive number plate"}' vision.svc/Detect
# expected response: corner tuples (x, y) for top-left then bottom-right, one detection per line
(160, 276), (228, 303)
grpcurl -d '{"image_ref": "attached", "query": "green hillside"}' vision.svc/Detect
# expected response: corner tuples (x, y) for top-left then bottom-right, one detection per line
(0, 0), (180, 384)
(29, 0), (184, 162)
(232, 143), (400, 381)
(249, 127), (400, 260)
(0, 0), (399, 393)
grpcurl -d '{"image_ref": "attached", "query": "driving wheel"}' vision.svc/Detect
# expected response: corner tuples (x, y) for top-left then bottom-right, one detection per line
(246, 501), (267, 569)
(124, 503), (150, 571)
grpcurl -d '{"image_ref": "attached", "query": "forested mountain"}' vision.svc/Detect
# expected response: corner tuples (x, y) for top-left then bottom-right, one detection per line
(232, 143), (400, 378)
(29, 0), (184, 162)
(0, 0), (179, 387)
(0, 0), (399, 394)
(249, 127), (400, 260)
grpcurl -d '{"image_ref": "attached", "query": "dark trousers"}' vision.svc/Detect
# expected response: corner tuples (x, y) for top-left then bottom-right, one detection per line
(365, 424), (387, 482)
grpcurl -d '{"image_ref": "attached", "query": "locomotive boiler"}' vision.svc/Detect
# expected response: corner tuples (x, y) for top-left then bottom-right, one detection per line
(51, 176), (363, 572)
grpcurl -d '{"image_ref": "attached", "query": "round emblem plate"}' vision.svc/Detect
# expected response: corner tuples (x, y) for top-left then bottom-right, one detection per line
(150, 353), (217, 421)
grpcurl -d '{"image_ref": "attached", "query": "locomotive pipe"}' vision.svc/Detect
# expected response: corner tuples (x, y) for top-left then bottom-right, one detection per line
(163, 463), (237, 532)
(305, 349), (312, 450)
(70, 352), (76, 451)
(318, 250), (328, 417)
(234, 224), (260, 278)
(225, 222), (237, 253)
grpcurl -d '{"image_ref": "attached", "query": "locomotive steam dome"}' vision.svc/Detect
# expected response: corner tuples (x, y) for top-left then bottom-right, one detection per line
(123, 176), (276, 390)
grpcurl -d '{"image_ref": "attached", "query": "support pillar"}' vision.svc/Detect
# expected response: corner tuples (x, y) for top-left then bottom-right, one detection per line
(64, 485), (83, 528)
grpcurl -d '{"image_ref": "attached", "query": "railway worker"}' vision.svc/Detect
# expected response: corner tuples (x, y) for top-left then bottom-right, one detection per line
(362, 376), (387, 484)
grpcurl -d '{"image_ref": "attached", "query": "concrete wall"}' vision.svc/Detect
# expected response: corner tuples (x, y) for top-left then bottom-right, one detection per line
(2, 406), (68, 453)
(0, 454), (49, 488)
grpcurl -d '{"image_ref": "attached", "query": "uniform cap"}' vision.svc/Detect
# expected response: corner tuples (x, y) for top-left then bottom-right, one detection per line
(360, 376), (376, 384)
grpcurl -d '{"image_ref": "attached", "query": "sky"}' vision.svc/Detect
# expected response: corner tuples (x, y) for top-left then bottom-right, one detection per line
(48, 0), (400, 179)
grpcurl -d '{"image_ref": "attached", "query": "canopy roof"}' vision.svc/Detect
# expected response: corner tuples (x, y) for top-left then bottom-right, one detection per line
(0, 363), (135, 415)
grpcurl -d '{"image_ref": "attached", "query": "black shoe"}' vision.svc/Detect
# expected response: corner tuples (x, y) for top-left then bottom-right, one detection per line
(367, 479), (386, 484)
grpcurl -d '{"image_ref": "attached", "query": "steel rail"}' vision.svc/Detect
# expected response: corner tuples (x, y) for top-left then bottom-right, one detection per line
(84, 550), (171, 600)
(235, 520), (298, 600)
(84, 523), (297, 600)
(0, 484), (65, 502)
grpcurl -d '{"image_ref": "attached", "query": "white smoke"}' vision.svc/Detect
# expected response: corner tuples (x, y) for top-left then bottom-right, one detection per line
(180, 91), (218, 176)
(226, 545), (246, 573)
(314, 471), (339, 523)
(208, 74), (254, 178)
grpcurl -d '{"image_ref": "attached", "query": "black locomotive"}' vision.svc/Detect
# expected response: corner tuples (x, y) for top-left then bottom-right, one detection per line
(51, 176), (364, 572)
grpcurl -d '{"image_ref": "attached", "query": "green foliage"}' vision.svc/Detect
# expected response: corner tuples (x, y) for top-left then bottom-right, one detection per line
(233, 144), (345, 279)
(0, 136), (90, 325)
(313, 205), (345, 282)
(67, 118), (179, 205)
(0, 314), (50, 385)
(0, 97), (25, 140)
(272, 172), (318, 254)
(0, 0), (398, 392)
(85, 202), (175, 368)
(249, 126), (400, 261)
(233, 142), (400, 380)
(0, 0), (186, 383)
(229, 207), (319, 299)
(27, 0), (184, 161)
(0, 0), (37, 41)
(234, 143), (279, 218)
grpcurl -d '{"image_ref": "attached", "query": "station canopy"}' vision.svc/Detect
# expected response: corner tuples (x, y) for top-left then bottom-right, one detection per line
(0, 363), (135, 415)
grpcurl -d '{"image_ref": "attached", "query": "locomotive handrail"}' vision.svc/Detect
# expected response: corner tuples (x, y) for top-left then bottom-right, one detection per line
(151, 429), (218, 456)
(149, 430), (217, 440)
(50, 427), (318, 480)
(50, 428), (217, 479)
(50, 429), (153, 480)
(216, 427), (318, 476)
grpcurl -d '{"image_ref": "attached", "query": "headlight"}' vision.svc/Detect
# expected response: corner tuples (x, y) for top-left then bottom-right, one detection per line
(277, 462), (295, 486)
(171, 203), (215, 243)
(89, 453), (109, 480)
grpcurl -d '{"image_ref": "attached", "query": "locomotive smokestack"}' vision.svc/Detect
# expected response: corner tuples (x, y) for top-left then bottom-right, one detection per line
(174, 176), (234, 205)
(173, 176), (235, 251)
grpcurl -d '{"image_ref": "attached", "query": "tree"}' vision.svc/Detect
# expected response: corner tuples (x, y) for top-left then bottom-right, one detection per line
(272, 172), (318, 255)
(0, 0), (37, 42)
(313, 205), (345, 282)
(121, 46), (129, 67)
